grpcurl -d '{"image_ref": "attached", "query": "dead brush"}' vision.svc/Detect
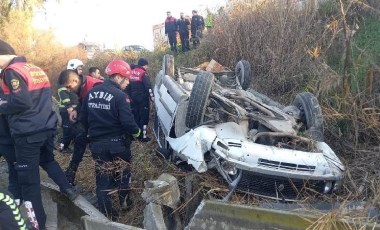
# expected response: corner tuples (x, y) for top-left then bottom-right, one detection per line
(94, 157), (130, 177)
(204, 0), (330, 100)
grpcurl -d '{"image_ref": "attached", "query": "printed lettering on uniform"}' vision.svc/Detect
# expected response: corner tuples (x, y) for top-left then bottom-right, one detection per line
(87, 91), (114, 110)
(11, 79), (20, 90)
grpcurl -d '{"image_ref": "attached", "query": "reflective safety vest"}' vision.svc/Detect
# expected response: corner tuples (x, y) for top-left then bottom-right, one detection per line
(0, 191), (27, 230)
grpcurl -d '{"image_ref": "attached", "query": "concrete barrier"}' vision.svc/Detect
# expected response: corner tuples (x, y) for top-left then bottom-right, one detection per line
(82, 216), (143, 230)
(186, 200), (380, 230)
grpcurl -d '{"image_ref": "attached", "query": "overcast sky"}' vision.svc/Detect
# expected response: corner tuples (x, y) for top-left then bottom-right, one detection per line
(33, 0), (226, 50)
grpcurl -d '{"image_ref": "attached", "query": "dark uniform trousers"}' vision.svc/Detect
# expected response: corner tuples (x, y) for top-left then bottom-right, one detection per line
(167, 31), (177, 52)
(0, 145), (21, 200)
(60, 110), (75, 149)
(179, 31), (190, 52)
(131, 96), (150, 132)
(65, 121), (88, 183)
(89, 137), (132, 218)
(72, 125), (88, 164)
(13, 130), (72, 229)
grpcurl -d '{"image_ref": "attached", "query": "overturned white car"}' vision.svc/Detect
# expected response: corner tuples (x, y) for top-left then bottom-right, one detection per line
(153, 55), (344, 201)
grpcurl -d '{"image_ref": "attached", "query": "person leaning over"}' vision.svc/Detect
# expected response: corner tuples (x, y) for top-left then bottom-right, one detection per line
(79, 60), (141, 219)
(65, 59), (103, 186)
(0, 86), (21, 202)
(0, 39), (78, 230)
(57, 70), (81, 153)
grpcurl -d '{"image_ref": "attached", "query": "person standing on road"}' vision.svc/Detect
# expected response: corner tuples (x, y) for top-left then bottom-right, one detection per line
(191, 10), (205, 49)
(126, 58), (154, 142)
(0, 39), (78, 230)
(80, 60), (141, 219)
(177, 12), (191, 52)
(65, 59), (103, 186)
(165, 11), (178, 53)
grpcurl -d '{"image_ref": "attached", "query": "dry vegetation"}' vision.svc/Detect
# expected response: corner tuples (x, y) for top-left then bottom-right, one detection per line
(1, 0), (380, 228)
(59, 0), (380, 228)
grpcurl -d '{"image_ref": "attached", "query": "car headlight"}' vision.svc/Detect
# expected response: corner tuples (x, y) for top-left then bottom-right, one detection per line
(221, 161), (237, 175)
(324, 181), (333, 193)
(333, 180), (342, 191)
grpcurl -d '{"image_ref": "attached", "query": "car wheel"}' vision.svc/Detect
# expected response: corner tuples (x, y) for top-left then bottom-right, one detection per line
(185, 71), (215, 129)
(293, 92), (324, 141)
(162, 54), (175, 77)
(235, 60), (251, 90)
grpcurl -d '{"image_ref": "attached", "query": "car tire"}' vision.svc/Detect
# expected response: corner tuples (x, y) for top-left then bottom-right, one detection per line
(185, 71), (215, 129)
(235, 60), (251, 90)
(293, 92), (324, 141)
(162, 54), (175, 77)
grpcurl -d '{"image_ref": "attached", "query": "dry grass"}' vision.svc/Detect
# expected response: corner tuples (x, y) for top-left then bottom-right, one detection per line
(54, 0), (380, 228)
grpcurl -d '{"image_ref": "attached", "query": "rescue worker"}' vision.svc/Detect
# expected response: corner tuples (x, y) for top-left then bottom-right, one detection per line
(79, 59), (141, 219)
(0, 39), (78, 229)
(88, 66), (104, 80)
(0, 87), (21, 202)
(191, 10), (205, 48)
(57, 70), (80, 153)
(0, 189), (27, 230)
(0, 92), (26, 229)
(65, 58), (103, 185)
(177, 12), (191, 52)
(126, 58), (153, 142)
(165, 11), (178, 52)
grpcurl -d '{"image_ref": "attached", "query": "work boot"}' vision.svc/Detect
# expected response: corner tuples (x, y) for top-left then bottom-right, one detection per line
(62, 187), (79, 201)
(65, 163), (78, 186)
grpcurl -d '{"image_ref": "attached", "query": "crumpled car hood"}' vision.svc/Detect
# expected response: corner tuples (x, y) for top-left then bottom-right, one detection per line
(167, 122), (344, 179)
(167, 126), (217, 172)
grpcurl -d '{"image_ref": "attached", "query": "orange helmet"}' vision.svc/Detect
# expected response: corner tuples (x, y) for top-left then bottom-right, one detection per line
(105, 60), (131, 78)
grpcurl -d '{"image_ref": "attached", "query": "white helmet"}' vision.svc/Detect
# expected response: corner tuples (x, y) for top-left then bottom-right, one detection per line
(67, 59), (84, 70)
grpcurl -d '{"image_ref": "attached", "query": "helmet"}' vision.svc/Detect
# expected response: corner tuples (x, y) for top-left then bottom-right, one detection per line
(67, 59), (84, 70)
(105, 60), (131, 78)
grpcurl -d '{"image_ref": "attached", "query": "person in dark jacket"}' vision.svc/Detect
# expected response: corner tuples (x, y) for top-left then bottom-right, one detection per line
(0, 39), (78, 230)
(65, 59), (103, 186)
(80, 59), (141, 219)
(177, 12), (191, 52)
(0, 189), (27, 230)
(57, 70), (80, 153)
(165, 11), (178, 52)
(0, 87), (21, 203)
(191, 10), (205, 48)
(126, 58), (154, 142)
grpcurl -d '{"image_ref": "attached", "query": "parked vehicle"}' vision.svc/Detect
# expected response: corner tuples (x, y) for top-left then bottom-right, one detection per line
(154, 54), (345, 201)
(122, 45), (146, 52)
